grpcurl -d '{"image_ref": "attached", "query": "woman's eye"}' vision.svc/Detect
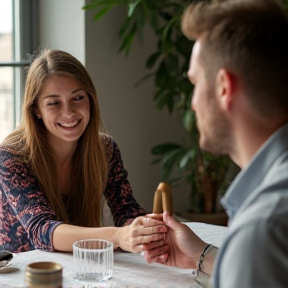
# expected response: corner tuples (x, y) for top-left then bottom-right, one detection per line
(47, 102), (59, 106)
(74, 95), (84, 102)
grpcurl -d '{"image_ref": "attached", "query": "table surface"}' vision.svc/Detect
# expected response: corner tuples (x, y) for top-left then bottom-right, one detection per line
(0, 222), (227, 288)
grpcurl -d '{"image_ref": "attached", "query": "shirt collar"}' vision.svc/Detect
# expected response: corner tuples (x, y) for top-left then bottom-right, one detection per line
(221, 122), (288, 221)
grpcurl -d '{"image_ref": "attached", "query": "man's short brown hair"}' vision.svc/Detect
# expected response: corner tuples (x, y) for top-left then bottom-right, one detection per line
(182, 0), (288, 117)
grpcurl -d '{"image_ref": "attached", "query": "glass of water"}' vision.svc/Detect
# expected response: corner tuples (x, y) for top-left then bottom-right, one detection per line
(73, 239), (113, 287)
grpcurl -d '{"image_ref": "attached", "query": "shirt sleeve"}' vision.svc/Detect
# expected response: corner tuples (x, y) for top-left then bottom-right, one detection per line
(218, 219), (288, 288)
(103, 136), (146, 227)
(0, 149), (63, 252)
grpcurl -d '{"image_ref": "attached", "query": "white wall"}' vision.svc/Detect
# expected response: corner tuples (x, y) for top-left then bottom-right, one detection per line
(39, 0), (85, 64)
(38, 1), (191, 212)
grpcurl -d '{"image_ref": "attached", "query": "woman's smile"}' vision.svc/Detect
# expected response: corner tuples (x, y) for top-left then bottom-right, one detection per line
(58, 119), (82, 129)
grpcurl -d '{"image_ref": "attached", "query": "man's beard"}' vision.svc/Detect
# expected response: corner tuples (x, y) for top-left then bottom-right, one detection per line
(198, 104), (231, 156)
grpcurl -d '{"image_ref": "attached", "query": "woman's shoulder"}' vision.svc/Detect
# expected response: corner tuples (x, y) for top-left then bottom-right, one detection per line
(0, 145), (21, 158)
(0, 143), (28, 166)
(100, 133), (118, 150)
(0, 131), (26, 158)
(100, 133), (123, 164)
(0, 147), (36, 189)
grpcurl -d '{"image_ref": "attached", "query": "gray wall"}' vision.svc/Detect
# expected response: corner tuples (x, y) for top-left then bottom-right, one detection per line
(39, 0), (190, 212)
(39, 0), (85, 63)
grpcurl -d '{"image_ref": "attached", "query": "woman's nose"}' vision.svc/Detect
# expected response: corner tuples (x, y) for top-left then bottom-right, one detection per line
(62, 103), (75, 117)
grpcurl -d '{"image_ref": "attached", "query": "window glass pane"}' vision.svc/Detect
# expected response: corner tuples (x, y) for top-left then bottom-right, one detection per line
(0, 0), (14, 141)
(0, 0), (13, 61)
(0, 67), (14, 142)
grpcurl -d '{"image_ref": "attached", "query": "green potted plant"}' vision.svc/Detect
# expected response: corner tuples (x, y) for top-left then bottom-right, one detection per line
(84, 0), (239, 222)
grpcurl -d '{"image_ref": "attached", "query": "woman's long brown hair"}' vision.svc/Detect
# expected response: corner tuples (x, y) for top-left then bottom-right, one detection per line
(2, 50), (108, 227)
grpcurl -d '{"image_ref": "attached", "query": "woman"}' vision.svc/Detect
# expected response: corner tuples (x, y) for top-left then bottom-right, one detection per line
(0, 50), (166, 253)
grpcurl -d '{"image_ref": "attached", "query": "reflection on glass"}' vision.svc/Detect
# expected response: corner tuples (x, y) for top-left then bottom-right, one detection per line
(0, 67), (14, 142)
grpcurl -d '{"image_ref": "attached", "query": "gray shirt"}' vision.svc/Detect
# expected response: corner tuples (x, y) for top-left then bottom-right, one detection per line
(213, 122), (288, 288)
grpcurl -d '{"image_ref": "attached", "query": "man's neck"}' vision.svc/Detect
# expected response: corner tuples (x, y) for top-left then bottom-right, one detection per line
(230, 114), (288, 169)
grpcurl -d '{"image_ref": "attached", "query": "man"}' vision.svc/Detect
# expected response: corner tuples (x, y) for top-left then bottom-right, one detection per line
(143, 0), (288, 287)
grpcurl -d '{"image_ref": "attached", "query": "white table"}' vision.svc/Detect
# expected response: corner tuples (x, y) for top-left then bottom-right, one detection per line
(0, 222), (227, 288)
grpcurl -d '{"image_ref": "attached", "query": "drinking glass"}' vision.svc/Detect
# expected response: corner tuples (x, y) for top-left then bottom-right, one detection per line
(73, 239), (113, 287)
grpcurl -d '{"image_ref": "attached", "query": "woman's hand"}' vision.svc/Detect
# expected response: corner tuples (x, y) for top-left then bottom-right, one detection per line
(116, 215), (168, 253)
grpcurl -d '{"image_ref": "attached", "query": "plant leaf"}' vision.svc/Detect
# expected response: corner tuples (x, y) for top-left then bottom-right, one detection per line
(128, 0), (142, 17)
(146, 52), (161, 69)
(161, 149), (186, 179)
(151, 143), (182, 155)
(179, 150), (196, 169)
(118, 23), (137, 55)
(119, 16), (132, 38)
(93, 6), (112, 21)
(161, 14), (179, 43)
(134, 72), (154, 87)
(183, 110), (194, 132)
(161, 153), (178, 179)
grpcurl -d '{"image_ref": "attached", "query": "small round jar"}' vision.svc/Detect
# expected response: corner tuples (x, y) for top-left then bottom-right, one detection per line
(25, 262), (62, 288)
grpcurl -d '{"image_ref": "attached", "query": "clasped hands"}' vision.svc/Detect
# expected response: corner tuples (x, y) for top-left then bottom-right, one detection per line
(120, 211), (204, 271)
(119, 183), (207, 271)
(142, 211), (205, 270)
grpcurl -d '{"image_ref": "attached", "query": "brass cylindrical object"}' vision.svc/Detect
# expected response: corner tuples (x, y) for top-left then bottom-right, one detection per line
(153, 189), (163, 213)
(25, 261), (62, 288)
(153, 182), (173, 214)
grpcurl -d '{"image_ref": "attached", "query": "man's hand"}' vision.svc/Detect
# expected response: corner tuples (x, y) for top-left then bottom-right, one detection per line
(142, 211), (207, 269)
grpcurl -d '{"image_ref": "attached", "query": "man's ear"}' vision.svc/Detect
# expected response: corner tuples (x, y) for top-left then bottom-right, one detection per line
(215, 69), (234, 111)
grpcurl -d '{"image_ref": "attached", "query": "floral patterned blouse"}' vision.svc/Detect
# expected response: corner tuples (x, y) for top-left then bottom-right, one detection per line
(0, 135), (146, 253)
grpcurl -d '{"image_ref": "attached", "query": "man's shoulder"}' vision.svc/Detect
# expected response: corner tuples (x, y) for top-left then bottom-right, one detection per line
(233, 147), (288, 226)
(230, 188), (288, 236)
(263, 149), (288, 183)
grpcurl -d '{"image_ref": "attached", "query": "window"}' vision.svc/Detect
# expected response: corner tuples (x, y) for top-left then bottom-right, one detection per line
(0, 0), (38, 142)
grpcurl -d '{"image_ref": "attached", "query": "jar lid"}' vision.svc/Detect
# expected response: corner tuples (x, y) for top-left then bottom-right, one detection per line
(26, 262), (62, 283)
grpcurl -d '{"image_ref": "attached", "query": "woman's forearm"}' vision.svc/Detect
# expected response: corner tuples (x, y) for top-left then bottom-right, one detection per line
(52, 223), (122, 252)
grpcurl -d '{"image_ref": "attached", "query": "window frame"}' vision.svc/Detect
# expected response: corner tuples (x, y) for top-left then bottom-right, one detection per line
(0, 0), (38, 128)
